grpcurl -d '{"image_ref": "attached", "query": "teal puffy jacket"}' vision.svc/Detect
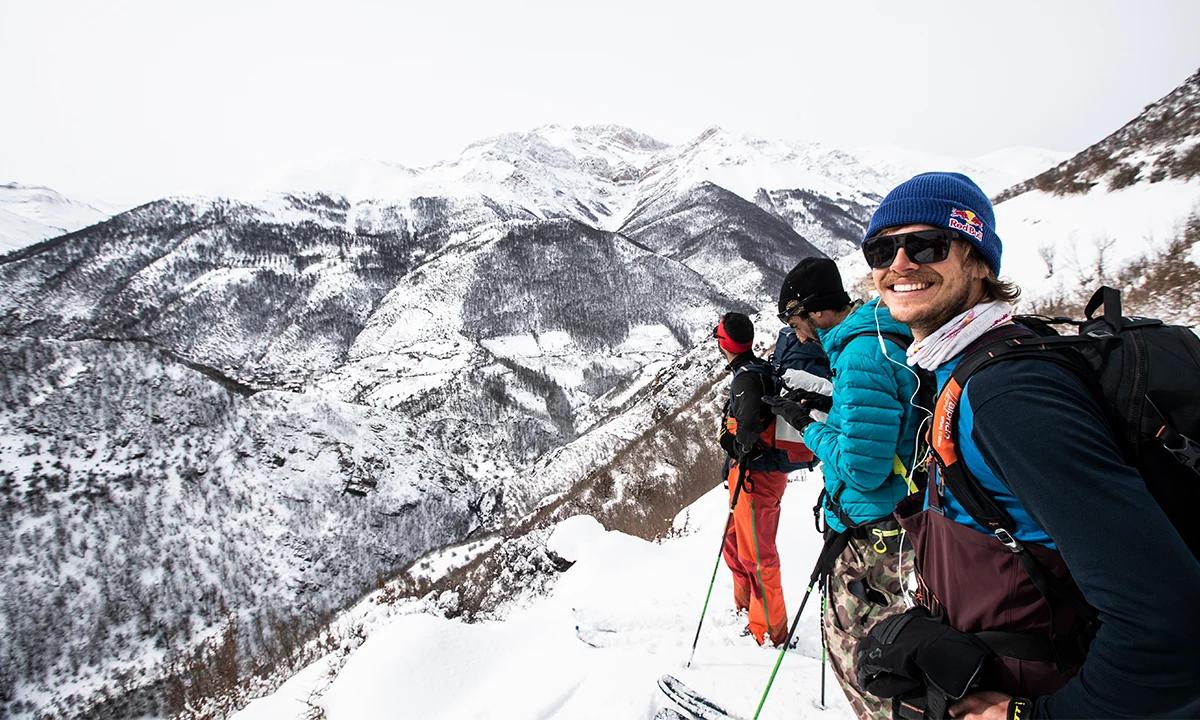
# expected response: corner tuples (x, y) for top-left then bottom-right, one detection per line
(801, 299), (923, 532)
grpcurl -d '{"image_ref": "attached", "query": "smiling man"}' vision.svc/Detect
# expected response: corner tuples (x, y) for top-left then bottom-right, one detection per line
(853, 172), (1200, 720)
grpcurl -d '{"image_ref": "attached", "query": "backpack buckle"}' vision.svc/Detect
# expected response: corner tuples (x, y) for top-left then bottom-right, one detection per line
(994, 528), (1024, 552)
(1157, 427), (1200, 471)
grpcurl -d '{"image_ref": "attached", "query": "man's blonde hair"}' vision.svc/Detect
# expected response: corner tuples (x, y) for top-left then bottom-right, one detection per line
(963, 243), (1022, 304)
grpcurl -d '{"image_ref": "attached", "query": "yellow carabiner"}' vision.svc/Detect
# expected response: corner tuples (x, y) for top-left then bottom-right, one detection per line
(871, 526), (903, 554)
(872, 528), (888, 554)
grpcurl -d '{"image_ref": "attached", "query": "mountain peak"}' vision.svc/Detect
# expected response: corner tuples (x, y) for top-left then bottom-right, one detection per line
(572, 124), (669, 152)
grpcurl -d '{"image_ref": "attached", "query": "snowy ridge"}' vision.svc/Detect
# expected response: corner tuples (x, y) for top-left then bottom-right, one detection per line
(518, 339), (723, 510)
(991, 69), (1200, 305)
(996, 68), (1200, 204)
(0, 182), (120, 254)
(638, 127), (895, 206)
(256, 124), (668, 230)
(623, 128), (895, 259)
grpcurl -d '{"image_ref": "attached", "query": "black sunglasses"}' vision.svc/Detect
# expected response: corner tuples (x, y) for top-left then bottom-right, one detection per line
(862, 229), (959, 269)
(777, 294), (816, 324)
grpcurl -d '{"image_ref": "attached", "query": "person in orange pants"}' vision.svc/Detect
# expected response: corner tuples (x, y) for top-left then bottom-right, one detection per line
(714, 312), (791, 647)
(722, 463), (789, 646)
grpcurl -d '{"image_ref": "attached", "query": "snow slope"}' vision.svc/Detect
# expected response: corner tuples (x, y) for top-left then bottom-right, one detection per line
(236, 475), (856, 720)
(0, 183), (119, 254)
(995, 178), (1200, 301)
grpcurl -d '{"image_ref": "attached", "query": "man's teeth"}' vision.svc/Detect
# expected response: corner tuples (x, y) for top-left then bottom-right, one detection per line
(892, 282), (931, 293)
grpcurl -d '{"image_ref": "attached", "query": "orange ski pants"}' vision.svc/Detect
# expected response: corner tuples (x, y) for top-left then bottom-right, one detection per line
(721, 463), (789, 646)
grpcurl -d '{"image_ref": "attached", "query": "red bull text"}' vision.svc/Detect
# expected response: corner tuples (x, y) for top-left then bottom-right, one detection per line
(948, 208), (985, 241)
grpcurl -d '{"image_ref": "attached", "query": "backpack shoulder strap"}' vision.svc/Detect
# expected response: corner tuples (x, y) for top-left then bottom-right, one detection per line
(932, 324), (1077, 529)
(733, 359), (776, 385)
(730, 359), (779, 409)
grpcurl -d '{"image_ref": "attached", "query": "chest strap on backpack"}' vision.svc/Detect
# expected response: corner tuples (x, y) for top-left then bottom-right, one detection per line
(1148, 401), (1200, 473)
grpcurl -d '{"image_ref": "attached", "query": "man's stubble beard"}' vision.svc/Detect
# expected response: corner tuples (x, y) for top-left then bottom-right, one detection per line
(891, 277), (980, 339)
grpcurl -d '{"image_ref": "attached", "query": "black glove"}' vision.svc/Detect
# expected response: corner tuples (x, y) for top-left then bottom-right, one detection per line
(739, 444), (765, 464)
(855, 607), (991, 701)
(763, 395), (815, 431)
(718, 427), (739, 459)
(784, 388), (833, 413)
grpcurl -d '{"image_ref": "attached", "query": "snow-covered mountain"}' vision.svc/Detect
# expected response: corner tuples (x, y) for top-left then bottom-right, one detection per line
(993, 68), (1200, 304)
(256, 125), (902, 261)
(0, 126), (835, 718)
(253, 125), (669, 231)
(0, 182), (121, 255)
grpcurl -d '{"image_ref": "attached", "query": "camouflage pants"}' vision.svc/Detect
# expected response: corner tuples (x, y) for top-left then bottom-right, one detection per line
(823, 533), (913, 720)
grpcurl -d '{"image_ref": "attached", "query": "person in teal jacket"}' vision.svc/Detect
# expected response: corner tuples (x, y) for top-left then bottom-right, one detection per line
(768, 257), (925, 720)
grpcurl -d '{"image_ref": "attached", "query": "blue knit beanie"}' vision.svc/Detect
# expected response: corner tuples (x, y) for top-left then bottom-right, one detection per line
(863, 171), (1002, 275)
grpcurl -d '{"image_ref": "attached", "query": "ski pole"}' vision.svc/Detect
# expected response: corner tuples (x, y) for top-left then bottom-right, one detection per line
(752, 531), (849, 720)
(819, 574), (828, 710)
(686, 461), (748, 668)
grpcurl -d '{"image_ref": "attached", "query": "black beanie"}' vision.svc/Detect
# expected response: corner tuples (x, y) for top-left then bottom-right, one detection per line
(778, 258), (850, 317)
(719, 311), (754, 343)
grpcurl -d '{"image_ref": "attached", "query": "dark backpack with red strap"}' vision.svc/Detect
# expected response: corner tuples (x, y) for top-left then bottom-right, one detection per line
(729, 360), (816, 472)
(932, 285), (1200, 560)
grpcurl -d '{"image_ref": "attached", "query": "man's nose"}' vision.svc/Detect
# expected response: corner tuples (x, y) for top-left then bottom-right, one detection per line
(890, 246), (920, 273)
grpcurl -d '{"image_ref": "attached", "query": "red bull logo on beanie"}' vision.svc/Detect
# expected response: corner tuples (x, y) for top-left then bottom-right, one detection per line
(948, 208), (985, 242)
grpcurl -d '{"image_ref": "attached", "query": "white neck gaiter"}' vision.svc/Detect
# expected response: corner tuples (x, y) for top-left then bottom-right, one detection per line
(906, 301), (1013, 370)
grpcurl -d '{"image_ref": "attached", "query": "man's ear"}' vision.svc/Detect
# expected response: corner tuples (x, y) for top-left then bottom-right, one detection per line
(961, 243), (990, 281)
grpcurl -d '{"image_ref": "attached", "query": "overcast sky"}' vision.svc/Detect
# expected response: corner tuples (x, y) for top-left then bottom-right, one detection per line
(2, 0), (1198, 206)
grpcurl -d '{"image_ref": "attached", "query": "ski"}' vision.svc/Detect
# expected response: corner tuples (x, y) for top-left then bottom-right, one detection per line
(574, 624), (618, 648)
(657, 674), (744, 720)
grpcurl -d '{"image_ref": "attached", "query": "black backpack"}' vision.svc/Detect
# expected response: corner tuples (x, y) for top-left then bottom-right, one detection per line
(731, 360), (817, 473)
(771, 325), (832, 381)
(933, 286), (1200, 558)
